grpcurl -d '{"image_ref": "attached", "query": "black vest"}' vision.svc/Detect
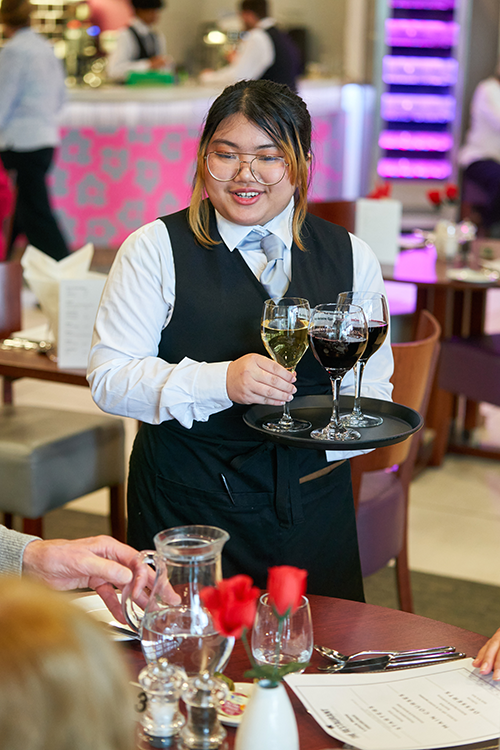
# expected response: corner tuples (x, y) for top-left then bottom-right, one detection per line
(128, 25), (158, 60)
(157, 203), (353, 439)
(261, 25), (301, 92)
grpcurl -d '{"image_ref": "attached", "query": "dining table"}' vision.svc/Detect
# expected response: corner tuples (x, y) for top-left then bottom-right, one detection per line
(120, 594), (489, 749)
(382, 239), (500, 466)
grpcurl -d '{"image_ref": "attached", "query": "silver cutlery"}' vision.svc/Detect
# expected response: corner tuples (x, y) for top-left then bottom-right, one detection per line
(318, 650), (467, 673)
(107, 623), (140, 639)
(314, 644), (456, 665)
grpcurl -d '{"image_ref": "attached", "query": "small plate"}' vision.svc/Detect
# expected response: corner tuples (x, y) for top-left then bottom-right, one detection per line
(218, 682), (254, 726)
(72, 593), (135, 641)
(446, 267), (499, 284)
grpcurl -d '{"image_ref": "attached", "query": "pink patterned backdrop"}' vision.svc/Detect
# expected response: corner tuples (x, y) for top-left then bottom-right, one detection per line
(50, 114), (344, 251)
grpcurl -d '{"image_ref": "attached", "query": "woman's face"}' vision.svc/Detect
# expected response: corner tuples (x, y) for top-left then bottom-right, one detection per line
(204, 113), (297, 227)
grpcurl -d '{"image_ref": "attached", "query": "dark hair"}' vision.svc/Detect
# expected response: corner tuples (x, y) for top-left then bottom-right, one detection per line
(188, 79), (312, 250)
(240, 0), (267, 18)
(131, 0), (164, 10)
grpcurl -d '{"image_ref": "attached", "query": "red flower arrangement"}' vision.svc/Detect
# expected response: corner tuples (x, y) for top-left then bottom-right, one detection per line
(367, 182), (392, 199)
(200, 565), (308, 686)
(427, 183), (459, 209)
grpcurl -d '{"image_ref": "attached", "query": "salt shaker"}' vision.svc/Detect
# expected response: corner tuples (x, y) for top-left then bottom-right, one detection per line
(180, 671), (228, 749)
(137, 658), (185, 747)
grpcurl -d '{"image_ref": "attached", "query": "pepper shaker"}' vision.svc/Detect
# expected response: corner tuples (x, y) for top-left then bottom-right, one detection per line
(180, 671), (228, 749)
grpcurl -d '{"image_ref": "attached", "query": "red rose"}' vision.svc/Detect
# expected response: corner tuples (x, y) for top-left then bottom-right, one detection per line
(267, 566), (308, 617)
(427, 190), (442, 206)
(200, 574), (260, 638)
(445, 184), (458, 201)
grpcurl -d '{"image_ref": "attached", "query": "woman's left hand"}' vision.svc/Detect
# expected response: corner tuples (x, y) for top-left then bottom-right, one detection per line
(473, 628), (500, 680)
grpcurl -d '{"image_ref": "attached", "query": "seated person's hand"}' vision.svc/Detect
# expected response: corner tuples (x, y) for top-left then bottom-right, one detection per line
(473, 628), (500, 680)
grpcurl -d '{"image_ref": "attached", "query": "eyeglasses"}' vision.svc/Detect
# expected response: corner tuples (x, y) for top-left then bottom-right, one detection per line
(205, 152), (289, 186)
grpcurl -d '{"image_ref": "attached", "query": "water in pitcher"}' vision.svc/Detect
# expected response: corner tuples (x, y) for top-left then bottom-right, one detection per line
(140, 606), (233, 676)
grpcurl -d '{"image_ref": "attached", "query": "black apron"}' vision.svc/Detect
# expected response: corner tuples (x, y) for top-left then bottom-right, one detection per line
(127, 204), (364, 601)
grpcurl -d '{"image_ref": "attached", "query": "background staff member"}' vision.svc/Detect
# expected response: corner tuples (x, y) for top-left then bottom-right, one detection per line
(200, 0), (301, 91)
(0, 0), (69, 261)
(107, 0), (170, 82)
(88, 79), (393, 602)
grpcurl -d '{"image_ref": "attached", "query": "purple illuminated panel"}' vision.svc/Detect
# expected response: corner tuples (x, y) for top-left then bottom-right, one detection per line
(381, 93), (455, 122)
(386, 19), (459, 48)
(379, 130), (453, 152)
(391, 0), (455, 8)
(377, 158), (452, 179)
(382, 56), (458, 86)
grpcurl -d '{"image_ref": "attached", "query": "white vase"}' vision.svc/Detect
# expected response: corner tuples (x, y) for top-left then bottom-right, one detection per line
(234, 680), (299, 750)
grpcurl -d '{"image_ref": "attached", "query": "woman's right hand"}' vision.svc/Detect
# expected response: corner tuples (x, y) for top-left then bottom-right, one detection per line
(226, 353), (297, 406)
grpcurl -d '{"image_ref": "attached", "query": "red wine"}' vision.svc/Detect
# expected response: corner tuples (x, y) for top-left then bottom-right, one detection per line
(360, 321), (388, 362)
(309, 328), (366, 375)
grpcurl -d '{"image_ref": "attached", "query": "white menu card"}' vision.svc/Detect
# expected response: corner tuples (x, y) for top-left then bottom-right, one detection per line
(58, 276), (106, 370)
(286, 659), (500, 750)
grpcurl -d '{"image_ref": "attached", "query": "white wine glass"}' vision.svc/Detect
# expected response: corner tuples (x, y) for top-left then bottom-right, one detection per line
(337, 291), (389, 428)
(261, 297), (311, 433)
(308, 302), (367, 441)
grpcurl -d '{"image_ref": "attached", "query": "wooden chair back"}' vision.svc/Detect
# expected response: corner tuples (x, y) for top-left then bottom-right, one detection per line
(307, 200), (356, 233)
(0, 261), (22, 339)
(351, 309), (441, 508)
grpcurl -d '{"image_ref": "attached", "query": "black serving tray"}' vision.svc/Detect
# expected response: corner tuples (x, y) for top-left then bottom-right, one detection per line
(243, 395), (423, 450)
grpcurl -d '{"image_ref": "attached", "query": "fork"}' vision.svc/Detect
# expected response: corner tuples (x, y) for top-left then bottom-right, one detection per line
(317, 650), (466, 673)
(314, 644), (456, 665)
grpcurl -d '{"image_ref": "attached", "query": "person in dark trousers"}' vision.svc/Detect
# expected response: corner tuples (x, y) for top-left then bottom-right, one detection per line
(200, 0), (301, 92)
(106, 0), (170, 82)
(88, 79), (393, 602)
(0, 0), (69, 261)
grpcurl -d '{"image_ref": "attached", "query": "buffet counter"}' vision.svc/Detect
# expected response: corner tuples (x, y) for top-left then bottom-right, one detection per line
(52, 80), (375, 249)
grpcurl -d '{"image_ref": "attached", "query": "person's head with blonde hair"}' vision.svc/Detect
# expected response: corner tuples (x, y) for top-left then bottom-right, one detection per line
(0, 577), (136, 750)
(188, 78), (312, 251)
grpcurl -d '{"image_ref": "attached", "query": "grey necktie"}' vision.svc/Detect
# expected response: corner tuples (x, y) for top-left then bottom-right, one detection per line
(260, 232), (289, 301)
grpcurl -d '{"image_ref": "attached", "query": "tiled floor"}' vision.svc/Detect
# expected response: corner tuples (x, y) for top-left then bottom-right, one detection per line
(13, 288), (500, 587)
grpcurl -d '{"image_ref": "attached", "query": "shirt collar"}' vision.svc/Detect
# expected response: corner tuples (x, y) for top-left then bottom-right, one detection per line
(216, 197), (295, 252)
(131, 16), (153, 34)
(258, 17), (276, 29)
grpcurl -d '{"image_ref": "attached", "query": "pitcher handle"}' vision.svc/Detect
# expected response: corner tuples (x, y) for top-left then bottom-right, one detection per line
(122, 550), (156, 633)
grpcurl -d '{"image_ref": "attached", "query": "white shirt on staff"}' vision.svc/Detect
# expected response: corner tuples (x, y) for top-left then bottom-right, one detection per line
(87, 199), (394, 460)
(106, 16), (167, 81)
(199, 17), (276, 87)
(459, 77), (500, 167)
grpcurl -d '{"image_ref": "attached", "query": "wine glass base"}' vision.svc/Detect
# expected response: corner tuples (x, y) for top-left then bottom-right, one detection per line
(310, 425), (361, 441)
(341, 413), (383, 428)
(262, 418), (312, 433)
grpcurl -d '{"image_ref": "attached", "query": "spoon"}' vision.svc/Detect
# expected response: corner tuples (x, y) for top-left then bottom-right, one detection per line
(314, 644), (455, 666)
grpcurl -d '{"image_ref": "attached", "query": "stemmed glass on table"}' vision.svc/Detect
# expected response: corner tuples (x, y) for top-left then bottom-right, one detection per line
(308, 302), (367, 441)
(261, 297), (311, 432)
(337, 291), (389, 428)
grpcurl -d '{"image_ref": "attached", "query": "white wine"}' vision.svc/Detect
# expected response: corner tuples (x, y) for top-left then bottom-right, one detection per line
(262, 318), (309, 371)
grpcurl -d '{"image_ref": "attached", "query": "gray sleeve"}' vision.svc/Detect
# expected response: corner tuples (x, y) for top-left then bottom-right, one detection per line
(0, 525), (40, 576)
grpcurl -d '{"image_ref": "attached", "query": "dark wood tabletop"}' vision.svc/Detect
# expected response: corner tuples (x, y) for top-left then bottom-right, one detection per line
(0, 346), (87, 388)
(123, 595), (488, 749)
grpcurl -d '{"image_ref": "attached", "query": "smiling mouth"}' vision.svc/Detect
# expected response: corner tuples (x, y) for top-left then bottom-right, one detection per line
(233, 190), (261, 198)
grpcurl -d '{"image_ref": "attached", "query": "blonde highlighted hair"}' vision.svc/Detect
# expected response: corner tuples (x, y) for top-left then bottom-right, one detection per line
(188, 79), (312, 250)
(0, 577), (135, 750)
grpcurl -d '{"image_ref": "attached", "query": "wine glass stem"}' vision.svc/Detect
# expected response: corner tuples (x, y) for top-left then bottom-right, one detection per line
(352, 360), (366, 418)
(280, 400), (293, 425)
(329, 375), (343, 429)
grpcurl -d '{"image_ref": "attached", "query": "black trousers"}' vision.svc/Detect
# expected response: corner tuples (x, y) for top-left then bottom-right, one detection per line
(464, 159), (500, 228)
(127, 422), (365, 602)
(0, 147), (69, 261)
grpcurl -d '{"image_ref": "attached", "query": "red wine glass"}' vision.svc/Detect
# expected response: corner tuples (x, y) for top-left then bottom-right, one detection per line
(337, 291), (389, 428)
(308, 302), (367, 441)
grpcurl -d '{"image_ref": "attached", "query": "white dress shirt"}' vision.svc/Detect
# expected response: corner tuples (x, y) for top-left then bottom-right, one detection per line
(0, 28), (66, 151)
(88, 200), (394, 460)
(459, 77), (500, 167)
(106, 16), (167, 81)
(199, 18), (275, 87)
